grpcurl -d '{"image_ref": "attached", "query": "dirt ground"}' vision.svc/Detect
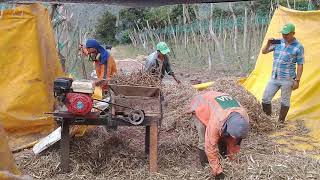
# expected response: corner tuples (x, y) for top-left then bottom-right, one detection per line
(13, 54), (320, 180)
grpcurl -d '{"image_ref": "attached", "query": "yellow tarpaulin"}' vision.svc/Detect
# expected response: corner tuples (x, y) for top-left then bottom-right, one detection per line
(242, 6), (320, 152)
(0, 123), (20, 177)
(0, 4), (63, 136)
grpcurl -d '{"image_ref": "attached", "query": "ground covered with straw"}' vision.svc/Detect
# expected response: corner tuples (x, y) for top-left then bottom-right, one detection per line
(14, 76), (320, 180)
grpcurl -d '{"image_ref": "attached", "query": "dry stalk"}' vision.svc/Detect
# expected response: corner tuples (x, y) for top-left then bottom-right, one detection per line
(110, 70), (161, 87)
(13, 77), (320, 180)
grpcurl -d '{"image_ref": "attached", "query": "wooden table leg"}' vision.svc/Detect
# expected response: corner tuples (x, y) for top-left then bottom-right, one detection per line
(145, 126), (150, 155)
(149, 121), (158, 172)
(60, 119), (70, 172)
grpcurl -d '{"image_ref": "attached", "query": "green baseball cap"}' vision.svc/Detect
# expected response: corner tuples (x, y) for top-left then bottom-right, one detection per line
(156, 42), (170, 54)
(280, 23), (295, 34)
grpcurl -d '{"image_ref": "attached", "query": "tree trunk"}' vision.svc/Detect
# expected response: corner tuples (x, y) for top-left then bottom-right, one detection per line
(286, 0), (291, 8)
(207, 46), (212, 71)
(183, 5), (188, 48)
(223, 28), (227, 50)
(128, 33), (137, 46)
(168, 13), (178, 50)
(184, 4), (191, 23)
(134, 23), (144, 48)
(229, 3), (238, 54)
(50, 4), (58, 20)
(243, 7), (248, 49)
(247, 2), (255, 67)
(191, 26), (201, 56)
(269, 0), (274, 20)
(209, 3), (225, 70)
(146, 21), (156, 47)
(218, 14), (223, 39)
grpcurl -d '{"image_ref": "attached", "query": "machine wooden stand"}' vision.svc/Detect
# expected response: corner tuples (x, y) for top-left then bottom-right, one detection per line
(53, 84), (162, 173)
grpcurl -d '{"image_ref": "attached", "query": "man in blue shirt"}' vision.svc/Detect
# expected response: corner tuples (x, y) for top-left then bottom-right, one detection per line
(261, 23), (304, 124)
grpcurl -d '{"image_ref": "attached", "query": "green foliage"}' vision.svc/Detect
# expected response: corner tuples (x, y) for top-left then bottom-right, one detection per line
(252, 0), (272, 15)
(95, 11), (118, 45)
(98, 1), (313, 45)
(117, 6), (180, 44)
(118, 5), (197, 30)
(144, 7), (171, 28)
(119, 8), (146, 29)
(252, 0), (312, 14)
(169, 5), (196, 24)
(116, 30), (132, 44)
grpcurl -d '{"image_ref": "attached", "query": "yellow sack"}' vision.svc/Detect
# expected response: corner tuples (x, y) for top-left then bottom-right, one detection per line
(0, 123), (20, 176)
(0, 4), (63, 135)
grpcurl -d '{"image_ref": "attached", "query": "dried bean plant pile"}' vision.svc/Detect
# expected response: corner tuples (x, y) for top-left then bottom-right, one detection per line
(110, 71), (161, 87)
(14, 77), (320, 180)
(208, 77), (277, 132)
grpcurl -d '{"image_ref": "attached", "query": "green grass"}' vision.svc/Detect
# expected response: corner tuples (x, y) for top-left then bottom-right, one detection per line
(112, 44), (150, 60)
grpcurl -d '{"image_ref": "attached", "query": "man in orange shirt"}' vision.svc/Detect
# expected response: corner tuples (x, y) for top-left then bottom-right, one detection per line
(190, 91), (250, 178)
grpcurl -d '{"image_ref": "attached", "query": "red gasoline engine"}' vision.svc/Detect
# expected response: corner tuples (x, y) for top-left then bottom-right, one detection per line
(54, 78), (94, 115)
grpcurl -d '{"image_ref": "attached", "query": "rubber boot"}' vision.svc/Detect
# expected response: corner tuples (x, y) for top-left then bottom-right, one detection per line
(278, 105), (290, 124)
(262, 103), (272, 116)
(198, 149), (209, 167)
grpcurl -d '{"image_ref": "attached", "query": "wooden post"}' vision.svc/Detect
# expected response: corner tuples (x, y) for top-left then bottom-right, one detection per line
(149, 119), (158, 172)
(145, 126), (150, 155)
(50, 4), (58, 21)
(60, 119), (70, 173)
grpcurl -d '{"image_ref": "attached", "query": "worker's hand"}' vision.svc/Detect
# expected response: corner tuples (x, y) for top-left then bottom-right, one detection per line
(215, 172), (226, 180)
(78, 44), (83, 50)
(292, 80), (300, 90)
(262, 38), (275, 54)
(267, 38), (275, 46)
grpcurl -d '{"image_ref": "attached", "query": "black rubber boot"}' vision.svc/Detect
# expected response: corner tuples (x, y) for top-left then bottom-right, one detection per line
(198, 149), (209, 167)
(279, 105), (290, 124)
(262, 103), (272, 116)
